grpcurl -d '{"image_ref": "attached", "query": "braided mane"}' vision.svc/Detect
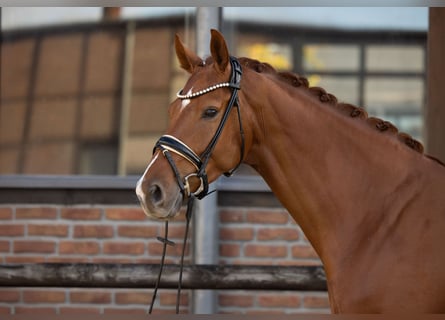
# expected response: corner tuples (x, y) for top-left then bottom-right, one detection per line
(238, 57), (425, 155)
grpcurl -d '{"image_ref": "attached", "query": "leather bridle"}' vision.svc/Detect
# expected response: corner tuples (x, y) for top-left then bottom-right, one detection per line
(153, 57), (244, 200)
(148, 57), (244, 314)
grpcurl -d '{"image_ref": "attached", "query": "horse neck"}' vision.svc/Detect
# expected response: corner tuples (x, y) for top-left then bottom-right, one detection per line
(241, 72), (423, 266)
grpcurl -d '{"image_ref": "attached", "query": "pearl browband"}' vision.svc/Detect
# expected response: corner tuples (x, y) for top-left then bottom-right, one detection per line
(176, 82), (231, 100)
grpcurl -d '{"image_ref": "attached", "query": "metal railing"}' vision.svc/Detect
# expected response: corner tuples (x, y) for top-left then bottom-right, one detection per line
(0, 263), (327, 291)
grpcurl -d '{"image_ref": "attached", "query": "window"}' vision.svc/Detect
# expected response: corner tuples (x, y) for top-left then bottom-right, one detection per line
(303, 44), (360, 72)
(1, 9), (195, 176)
(1, 8), (427, 176)
(302, 43), (425, 140)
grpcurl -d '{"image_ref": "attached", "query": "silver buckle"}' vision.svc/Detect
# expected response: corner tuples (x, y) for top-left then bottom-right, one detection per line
(184, 173), (205, 197)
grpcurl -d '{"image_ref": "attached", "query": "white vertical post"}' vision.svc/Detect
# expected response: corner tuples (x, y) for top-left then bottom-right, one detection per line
(192, 7), (222, 314)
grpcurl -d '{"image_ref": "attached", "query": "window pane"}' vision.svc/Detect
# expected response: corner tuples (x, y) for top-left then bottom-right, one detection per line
(308, 75), (360, 105)
(365, 77), (423, 111)
(365, 77), (424, 141)
(1, 13), (194, 175)
(366, 45), (424, 72)
(80, 144), (117, 175)
(238, 42), (293, 71)
(303, 45), (360, 71)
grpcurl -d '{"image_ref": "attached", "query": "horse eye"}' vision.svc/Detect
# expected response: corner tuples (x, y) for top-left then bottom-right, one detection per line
(202, 108), (218, 119)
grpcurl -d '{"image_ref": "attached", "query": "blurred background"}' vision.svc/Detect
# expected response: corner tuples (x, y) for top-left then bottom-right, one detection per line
(1, 7), (428, 176)
(2, 7), (443, 315)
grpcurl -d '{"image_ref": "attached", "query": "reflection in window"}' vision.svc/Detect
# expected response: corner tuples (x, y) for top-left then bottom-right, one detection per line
(365, 77), (424, 140)
(366, 45), (424, 72)
(365, 77), (424, 111)
(303, 45), (359, 72)
(238, 42), (293, 70)
(80, 144), (117, 175)
(306, 76), (360, 106)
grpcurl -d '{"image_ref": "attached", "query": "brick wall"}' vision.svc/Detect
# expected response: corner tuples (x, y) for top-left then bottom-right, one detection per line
(0, 204), (329, 314)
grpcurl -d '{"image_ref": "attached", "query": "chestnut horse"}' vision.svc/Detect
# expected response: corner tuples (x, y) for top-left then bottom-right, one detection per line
(136, 30), (445, 313)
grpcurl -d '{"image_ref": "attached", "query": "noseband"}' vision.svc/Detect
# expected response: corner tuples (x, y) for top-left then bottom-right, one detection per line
(153, 57), (244, 200)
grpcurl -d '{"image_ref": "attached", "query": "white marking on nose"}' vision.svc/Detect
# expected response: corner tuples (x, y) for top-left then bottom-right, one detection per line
(135, 152), (160, 201)
(180, 88), (193, 111)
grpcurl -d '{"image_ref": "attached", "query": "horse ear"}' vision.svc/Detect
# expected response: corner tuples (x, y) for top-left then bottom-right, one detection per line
(175, 34), (202, 74)
(210, 29), (229, 73)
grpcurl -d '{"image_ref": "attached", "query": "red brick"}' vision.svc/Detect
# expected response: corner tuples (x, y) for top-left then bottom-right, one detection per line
(220, 227), (254, 241)
(5, 256), (46, 263)
(59, 307), (101, 314)
(105, 208), (145, 221)
(246, 209), (289, 224)
(218, 294), (253, 307)
(219, 209), (245, 223)
(61, 208), (102, 220)
(59, 241), (100, 255)
(291, 245), (319, 259)
(118, 225), (158, 238)
(115, 291), (151, 304)
(23, 290), (66, 303)
(15, 307), (57, 314)
(303, 294), (330, 309)
(219, 244), (240, 257)
(258, 294), (301, 308)
(160, 292), (188, 306)
(246, 310), (285, 315)
(161, 225), (187, 239)
(46, 257), (90, 263)
(73, 225), (114, 238)
(148, 241), (190, 257)
(92, 257), (134, 264)
(0, 241), (10, 252)
(0, 290), (20, 302)
(244, 244), (287, 258)
(0, 306), (11, 314)
(0, 224), (24, 236)
(16, 207), (57, 219)
(103, 308), (146, 314)
(14, 240), (55, 253)
(28, 224), (68, 237)
(0, 207), (13, 219)
(103, 241), (145, 255)
(257, 227), (299, 241)
(70, 290), (111, 304)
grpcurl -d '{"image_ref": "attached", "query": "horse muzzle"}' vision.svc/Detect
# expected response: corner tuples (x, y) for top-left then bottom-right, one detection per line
(135, 151), (184, 220)
(136, 177), (183, 220)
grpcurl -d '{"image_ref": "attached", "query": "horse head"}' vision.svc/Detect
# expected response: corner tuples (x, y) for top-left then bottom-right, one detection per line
(136, 30), (248, 220)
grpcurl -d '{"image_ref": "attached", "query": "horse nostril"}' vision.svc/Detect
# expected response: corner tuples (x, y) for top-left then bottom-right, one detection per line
(149, 184), (164, 207)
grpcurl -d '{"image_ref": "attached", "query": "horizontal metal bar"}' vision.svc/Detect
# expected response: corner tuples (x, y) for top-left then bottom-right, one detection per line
(0, 263), (327, 291)
(304, 71), (424, 78)
(0, 174), (271, 192)
(0, 175), (138, 190)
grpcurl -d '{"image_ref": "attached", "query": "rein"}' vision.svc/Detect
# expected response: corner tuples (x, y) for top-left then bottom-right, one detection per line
(148, 57), (243, 314)
(148, 195), (194, 314)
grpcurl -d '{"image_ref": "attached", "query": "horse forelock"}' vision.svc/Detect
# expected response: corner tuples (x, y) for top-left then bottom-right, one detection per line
(238, 57), (428, 157)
